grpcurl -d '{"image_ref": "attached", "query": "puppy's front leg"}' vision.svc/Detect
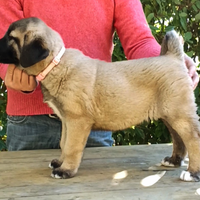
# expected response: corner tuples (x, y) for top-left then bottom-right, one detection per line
(49, 121), (67, 169)
(51, 117), (92, 179)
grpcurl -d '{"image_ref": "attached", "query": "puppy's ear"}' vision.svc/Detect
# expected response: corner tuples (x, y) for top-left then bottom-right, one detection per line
(20, 38), (49, 68)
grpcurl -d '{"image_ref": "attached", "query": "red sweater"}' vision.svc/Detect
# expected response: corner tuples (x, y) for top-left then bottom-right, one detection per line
(0, 0), (160, 116)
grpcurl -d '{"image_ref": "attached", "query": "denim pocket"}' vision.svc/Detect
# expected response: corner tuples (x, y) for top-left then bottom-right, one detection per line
(7, 115), (28, 124)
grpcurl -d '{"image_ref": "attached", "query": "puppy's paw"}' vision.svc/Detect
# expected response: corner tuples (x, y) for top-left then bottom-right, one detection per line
(161, 156), (184, 167)
(49, 159), (62, 169)
(180, 170), (200, 182)
(161, 158), (175, 167)
(51, 167), (76, 179)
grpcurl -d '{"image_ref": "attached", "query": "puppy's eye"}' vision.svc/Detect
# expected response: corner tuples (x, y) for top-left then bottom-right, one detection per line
(8, 35), (20, 49)
(24, 34), (28, 41)
(9, 36), (19, 44)
(9, 35), (17, 41)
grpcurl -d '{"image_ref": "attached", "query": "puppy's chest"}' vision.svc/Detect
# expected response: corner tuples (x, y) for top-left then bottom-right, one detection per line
(41, 85), (63, 119)
(46, 100), (62, 119)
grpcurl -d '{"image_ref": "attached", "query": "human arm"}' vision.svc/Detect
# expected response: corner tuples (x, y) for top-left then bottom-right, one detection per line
(114, 0), (199, 88)
(184, 54), (199, 89)
(114, 0), (160, 59)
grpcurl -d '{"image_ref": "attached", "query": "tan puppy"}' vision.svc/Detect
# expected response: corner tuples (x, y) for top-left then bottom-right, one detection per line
(0, 17), (200, 181)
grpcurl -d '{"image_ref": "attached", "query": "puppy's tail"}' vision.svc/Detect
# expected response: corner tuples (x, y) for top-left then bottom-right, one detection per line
(160, 30), (184, 60)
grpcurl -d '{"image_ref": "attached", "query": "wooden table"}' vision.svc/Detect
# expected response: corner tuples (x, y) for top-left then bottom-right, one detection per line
(0, 144), (200, 200)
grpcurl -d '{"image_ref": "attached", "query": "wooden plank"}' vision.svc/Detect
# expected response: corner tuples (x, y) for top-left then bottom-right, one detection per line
(0, 144), (200, 200)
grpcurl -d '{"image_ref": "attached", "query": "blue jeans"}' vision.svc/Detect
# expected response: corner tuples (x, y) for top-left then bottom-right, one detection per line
(6, 115), (113, 151)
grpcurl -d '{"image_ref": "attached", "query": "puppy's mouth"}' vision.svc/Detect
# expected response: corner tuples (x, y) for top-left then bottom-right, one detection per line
(0, 46), (19, 65)
(0, 35), (19, 65)
(0, 54), (19, 65)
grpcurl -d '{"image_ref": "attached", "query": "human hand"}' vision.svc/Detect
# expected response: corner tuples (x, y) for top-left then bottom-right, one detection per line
(184, 54), (199, 90)
(4, 64), (37, 92)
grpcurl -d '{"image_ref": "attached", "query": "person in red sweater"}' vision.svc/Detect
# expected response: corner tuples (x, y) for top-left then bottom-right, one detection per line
(0, 0), (198, 150)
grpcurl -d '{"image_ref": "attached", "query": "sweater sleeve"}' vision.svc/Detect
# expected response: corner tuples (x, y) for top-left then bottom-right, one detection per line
(0, 0), (24, 80)
(114, 0), (161, 60)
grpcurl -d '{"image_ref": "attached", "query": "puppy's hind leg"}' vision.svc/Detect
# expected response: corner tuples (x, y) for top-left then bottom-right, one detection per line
(161, 119), (187, 167)
(51, 117), (92, 179)
(164, 116), (200, 182)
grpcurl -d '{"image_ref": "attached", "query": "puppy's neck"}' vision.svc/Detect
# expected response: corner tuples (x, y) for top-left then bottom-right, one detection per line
(36, 46), (66, 81)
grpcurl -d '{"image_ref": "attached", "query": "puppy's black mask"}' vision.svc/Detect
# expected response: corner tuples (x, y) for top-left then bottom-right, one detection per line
(0, 33), (19, 65)
(0, 20), (49, 68)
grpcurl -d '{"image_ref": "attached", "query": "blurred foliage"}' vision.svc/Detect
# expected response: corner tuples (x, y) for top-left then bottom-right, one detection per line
(112, 0), (200, 145)
(0, 79), (7, 151)
(0, 0), (200, 149)
(114, 120), (171, 145)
